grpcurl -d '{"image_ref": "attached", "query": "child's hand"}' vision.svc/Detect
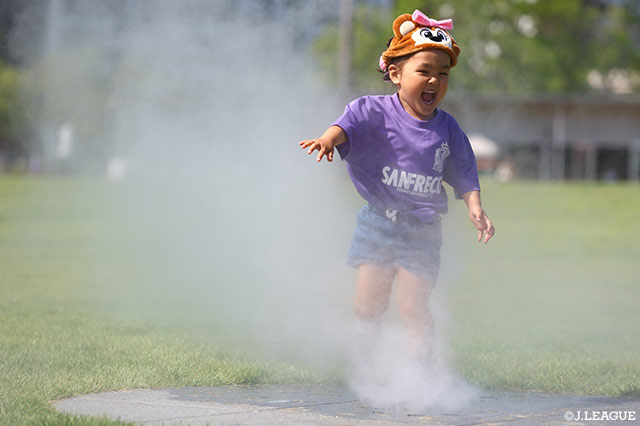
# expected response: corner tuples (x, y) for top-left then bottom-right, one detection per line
(299, 137), (335, 162)
(299, 126), (347, 163)
(469, 207), (495, 244)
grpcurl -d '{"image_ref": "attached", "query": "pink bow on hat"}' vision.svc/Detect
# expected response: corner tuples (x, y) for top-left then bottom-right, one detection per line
(412, 9), (453, 30)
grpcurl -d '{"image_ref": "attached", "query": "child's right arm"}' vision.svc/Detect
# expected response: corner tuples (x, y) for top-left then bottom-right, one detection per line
(299, 126), (348, 163)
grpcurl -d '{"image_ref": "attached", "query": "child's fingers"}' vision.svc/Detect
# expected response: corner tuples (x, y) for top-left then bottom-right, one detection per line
(317, 146), (327, 161)
(300, 140), (332, 162)
(484, 222), (495, 244)
(471, 212), (493, 244)
(472, 215), (483, 230)
(305, 142), (320, 154)
(481, 217), (495, 244)
(476, 223), (486, 242)
(299, 140), (316, 150)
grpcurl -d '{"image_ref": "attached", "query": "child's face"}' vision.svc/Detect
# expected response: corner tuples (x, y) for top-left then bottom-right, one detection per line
(389, 49), (450, 121)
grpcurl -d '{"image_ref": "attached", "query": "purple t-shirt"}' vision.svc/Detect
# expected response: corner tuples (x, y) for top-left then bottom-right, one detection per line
(333, 94), (480, 223)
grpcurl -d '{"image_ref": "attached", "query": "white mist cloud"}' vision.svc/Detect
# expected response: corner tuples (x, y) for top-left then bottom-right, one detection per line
(348, 288), (478, 412)
(19, 0), (356, 364)
(19, 0), (477, 408)
(102, 2), (357, 363)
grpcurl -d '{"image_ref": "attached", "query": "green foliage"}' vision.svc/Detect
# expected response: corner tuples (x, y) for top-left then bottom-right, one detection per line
(312, 5), (392, 92)
(313, 0), (640, 94)
(22, 45), (114, 169)
(0, 60), (23, 142)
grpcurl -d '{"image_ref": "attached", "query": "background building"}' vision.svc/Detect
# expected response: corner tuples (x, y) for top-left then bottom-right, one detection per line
(444, 95), (640, 180)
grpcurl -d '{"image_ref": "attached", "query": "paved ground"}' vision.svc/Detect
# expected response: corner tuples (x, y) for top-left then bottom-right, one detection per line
(53, 385), (640, 426)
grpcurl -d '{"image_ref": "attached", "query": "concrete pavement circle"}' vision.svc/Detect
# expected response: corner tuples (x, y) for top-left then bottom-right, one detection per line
(53, 384), (640, 425)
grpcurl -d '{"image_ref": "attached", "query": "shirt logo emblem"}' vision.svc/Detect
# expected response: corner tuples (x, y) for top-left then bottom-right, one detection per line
(433, 141), (450, 173)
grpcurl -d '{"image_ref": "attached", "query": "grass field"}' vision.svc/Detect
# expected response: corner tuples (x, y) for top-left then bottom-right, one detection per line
(445, 180), (640, 396)
(1, 176), (639, 425)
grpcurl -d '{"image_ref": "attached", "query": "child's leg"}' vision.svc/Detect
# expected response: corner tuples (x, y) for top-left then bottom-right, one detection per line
(352, 263), (395, 363)
(396, 267), (434, 361)
(353, 262), (395, 321)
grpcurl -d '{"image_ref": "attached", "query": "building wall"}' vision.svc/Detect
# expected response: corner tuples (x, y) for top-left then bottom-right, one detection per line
(442, 95), (640, 180)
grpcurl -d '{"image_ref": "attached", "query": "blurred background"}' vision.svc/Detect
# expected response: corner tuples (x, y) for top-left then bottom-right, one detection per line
(0, 0), (639, 180)
(1, 3), (639, 422)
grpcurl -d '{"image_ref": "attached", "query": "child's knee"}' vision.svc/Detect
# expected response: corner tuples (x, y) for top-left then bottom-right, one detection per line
(354, 263), (394, 320)
(396, 267), (431, 321)
(398, 297), (429, 323)
(353, 297), (389, 320)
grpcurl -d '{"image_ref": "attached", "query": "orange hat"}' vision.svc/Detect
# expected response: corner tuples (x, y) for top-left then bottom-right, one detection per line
(380, 9), (461, 70)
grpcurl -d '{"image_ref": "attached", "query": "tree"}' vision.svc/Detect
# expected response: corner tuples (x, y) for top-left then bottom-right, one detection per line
(0, 61), (19, 139)
(312, 0), (640, 95)
(0, 60), (29, 169)
(312, 3), (392, 92)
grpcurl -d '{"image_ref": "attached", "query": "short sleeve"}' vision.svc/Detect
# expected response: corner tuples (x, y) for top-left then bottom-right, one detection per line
(331, 97), (369, 160)
(442, 128), (480, 199)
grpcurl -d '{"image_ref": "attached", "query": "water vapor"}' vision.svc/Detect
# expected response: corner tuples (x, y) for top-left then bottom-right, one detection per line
(15, 0), (476, 410)
(348, 287), (477, 412)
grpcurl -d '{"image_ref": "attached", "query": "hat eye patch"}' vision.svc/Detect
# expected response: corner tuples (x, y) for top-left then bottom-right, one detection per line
(412, 27), (452, 48)
(421, 28), (447, 42)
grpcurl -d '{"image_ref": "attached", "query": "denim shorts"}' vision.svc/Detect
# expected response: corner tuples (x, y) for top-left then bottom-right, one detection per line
(346, 204), (442, 284)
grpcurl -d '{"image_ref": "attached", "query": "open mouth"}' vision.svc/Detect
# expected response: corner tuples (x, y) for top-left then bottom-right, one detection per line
(421, 91), (436, 104)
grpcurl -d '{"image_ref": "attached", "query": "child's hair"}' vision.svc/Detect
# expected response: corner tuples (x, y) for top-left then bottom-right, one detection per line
(380, 37), (412, 82)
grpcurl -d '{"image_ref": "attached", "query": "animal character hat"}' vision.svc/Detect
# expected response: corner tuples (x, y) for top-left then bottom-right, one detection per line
(379, 9), (460, 71)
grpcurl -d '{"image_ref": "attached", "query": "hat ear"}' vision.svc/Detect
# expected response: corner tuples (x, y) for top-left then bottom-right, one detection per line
(392, 14), (415, 38)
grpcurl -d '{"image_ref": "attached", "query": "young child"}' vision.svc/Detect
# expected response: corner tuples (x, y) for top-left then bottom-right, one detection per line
(300, 10), (494, 363)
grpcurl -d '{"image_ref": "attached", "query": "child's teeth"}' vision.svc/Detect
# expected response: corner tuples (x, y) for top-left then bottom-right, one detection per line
(422, 92), (435, 103)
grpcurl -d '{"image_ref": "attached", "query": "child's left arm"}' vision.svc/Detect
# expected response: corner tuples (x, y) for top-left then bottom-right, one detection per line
(460, 190), (495, 244)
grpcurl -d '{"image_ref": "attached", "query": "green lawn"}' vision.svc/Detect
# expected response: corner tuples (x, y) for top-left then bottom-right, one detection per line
(0, 176), (323, 425)
(1, 176), (639, 425)
(445, 180), (640, 396)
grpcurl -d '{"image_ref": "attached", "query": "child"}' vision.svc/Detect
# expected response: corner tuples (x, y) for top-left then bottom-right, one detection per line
(300, 10), (494, 363)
